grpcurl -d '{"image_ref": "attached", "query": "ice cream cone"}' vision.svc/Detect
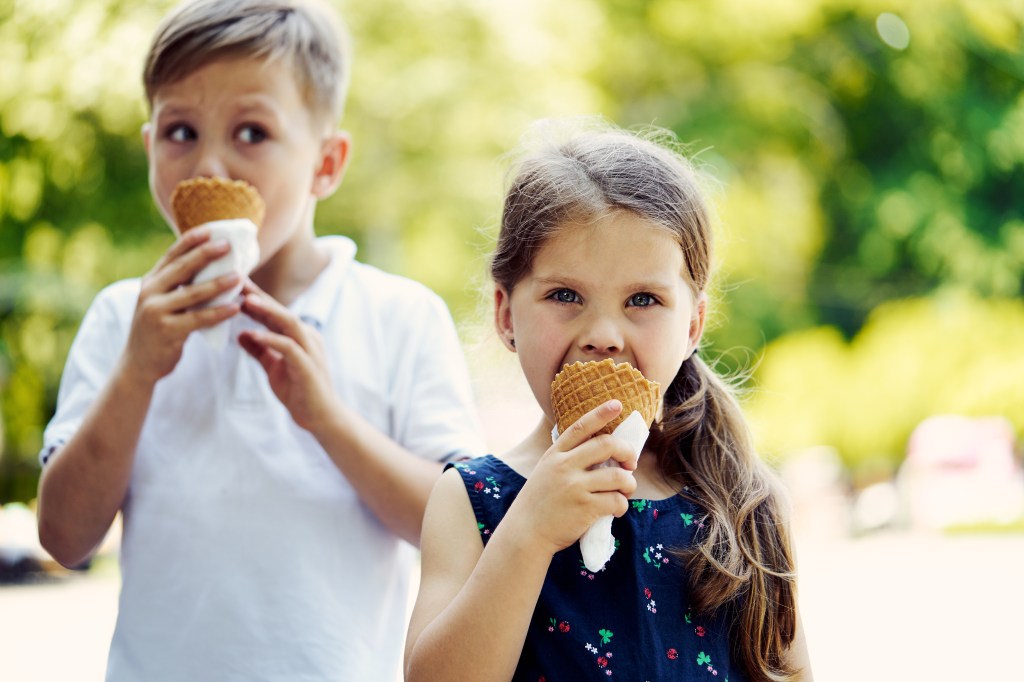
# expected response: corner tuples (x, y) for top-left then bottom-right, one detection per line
(170, 177), (265, 232)
(550, 359), (661, 436)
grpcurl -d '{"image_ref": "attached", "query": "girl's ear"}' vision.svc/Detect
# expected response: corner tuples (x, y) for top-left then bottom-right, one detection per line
(688, 293), (708, 357)
(494, 285), (516, 353)
(312, 131), (352, 198)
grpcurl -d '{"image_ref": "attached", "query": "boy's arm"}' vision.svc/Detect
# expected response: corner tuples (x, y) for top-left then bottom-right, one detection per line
(38, 231), (242, 567)
(239, 287), (460, 544)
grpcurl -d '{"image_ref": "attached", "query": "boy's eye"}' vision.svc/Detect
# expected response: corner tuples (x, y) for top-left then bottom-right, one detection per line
(628, 293), (656, 307)
(550, 289), (581, 304)
(238, 125), (268, 144)
(166, 124), (197, 143)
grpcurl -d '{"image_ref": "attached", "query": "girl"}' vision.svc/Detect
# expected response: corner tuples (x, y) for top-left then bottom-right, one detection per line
(405, 120), (812, 681)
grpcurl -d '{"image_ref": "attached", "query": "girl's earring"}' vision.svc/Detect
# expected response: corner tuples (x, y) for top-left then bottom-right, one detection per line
(510, 338), (516, 349)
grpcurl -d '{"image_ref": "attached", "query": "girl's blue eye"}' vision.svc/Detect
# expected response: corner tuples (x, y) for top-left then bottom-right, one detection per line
(552, 289), (580, 304)
(167, 124), (196, 142)
(238, 125), (268, 144)
(628, 293), (656, 307)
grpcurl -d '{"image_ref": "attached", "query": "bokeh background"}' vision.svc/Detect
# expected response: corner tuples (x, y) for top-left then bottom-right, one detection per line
(1, 0), (1023, 680)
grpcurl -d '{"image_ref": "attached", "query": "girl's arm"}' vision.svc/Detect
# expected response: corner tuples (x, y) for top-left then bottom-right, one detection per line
(405, 468), (548, 681)
(405, 401), (639, 681)
(38, 231), (241, 567)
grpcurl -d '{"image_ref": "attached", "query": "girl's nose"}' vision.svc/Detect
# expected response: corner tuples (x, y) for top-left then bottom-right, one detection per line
(578, 313), (624, 357)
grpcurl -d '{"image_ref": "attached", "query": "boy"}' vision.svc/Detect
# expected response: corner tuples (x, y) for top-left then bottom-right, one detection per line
(36, 1), (484, 680)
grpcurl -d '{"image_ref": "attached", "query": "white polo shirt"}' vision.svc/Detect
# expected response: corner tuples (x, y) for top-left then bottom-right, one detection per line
(41, 236), (485, 682)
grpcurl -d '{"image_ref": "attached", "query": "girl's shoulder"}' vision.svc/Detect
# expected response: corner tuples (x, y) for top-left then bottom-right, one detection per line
(445, 455), (525, 542)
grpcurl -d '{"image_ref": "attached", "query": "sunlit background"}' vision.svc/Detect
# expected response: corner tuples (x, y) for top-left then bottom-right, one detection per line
(1, 0), (1023, 680)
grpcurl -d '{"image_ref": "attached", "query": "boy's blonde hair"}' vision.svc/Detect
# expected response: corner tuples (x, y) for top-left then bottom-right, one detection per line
(144, 0), (350, 127)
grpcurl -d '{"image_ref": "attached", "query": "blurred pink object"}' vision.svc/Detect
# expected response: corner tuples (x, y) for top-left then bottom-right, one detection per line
(901, 415), (1022, 529)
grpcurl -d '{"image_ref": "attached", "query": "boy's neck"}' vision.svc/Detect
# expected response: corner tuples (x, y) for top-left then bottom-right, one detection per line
(250, 227), (330, 306)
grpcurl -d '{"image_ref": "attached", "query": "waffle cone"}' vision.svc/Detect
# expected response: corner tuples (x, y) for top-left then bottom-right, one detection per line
(551, 359), (661, 436)
(170, 177), (265, 232)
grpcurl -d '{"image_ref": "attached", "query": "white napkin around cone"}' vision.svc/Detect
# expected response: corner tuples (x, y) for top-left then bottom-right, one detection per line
(191, 218), (260, 350)
(551, 410), (651, 573)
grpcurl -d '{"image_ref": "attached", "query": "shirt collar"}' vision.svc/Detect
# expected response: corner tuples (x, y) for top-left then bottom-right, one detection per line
(291, 235), (357, 329)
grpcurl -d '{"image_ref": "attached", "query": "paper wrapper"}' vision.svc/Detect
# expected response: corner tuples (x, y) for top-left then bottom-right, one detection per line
(191, 218), (259, 349)
(170, 177), (264, 350)
(551, 410), (651, 573)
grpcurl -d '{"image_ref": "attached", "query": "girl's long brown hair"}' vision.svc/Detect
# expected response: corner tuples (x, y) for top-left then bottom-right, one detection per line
(491, 118), (799, 681)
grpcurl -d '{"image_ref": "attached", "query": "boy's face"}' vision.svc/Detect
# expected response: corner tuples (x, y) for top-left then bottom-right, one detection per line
(144, 56), (347, 266)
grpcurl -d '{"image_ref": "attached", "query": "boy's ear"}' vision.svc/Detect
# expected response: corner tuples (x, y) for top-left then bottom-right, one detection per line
(312, 131), (351, 199)
(494, 286), (516, 353)
(141, 122), (153, 157)
(688, 292), (708, 358)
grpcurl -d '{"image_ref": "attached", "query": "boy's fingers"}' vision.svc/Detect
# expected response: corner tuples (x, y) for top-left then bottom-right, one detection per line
(152, 227), (210, 273)
(241, 293), (310, 348)
(149, 238), (230, 293)
(240, 329), (305, 368)
(238, 331), (283, 373)
(555, 400), (623, 452)
(165, 272), (241, 312)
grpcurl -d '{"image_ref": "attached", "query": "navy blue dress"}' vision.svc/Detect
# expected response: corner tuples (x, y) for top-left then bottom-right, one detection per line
(449, 455), (747, 681)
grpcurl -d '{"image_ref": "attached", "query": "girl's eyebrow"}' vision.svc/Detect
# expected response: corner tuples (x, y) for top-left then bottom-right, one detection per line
(533, 275), (677, 293)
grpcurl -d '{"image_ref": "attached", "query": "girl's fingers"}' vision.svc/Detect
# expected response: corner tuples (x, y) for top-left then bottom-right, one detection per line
(589, 465), (638, 498)
(554, 399), (623, 451)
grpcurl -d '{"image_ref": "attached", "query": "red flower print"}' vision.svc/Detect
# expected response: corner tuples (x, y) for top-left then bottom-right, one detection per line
(474, 481), (484, 491)
(695, 626), (706, 637)
(653, 509), (659, 519)
(643, 587), (652, 599)
(597, 656), (608, 668)
(559, 621), (570, 633)
(667, 648), (678, 660)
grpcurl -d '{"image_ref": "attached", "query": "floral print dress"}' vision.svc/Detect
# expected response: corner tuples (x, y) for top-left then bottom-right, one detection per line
(449, 455), (746, 682)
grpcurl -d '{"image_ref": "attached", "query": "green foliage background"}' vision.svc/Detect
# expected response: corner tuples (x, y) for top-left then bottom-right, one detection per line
(1, 0), (1022, 501)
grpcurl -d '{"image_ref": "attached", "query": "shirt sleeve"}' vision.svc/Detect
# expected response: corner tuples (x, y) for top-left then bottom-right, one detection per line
(390, 291), (486, 462)
(39, 281), (135, 466)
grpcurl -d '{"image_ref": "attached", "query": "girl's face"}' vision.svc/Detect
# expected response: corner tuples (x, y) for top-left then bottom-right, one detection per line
(495, 210), (706, 425)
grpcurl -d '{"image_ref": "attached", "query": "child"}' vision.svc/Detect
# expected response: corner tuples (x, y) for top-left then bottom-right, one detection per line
(36, 1), (483, 680)
(405, 120), (812, 681)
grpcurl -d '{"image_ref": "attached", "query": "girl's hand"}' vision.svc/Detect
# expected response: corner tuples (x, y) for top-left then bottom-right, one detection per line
(503, 400), (639, 558)
(123, 228), (242, 385)
(238, 280), (338, 434)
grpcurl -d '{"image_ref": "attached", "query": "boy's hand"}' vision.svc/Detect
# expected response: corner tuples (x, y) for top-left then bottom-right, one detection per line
(238, 280), (338, 433)
(124, 228), (242, 385)
(503, 400), (638, 558)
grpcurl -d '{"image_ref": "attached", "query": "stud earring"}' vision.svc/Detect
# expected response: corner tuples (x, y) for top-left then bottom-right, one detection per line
(510, 338), (516, 349)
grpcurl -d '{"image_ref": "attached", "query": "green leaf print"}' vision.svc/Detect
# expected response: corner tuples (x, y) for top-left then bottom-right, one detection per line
(598, 629), (614, 645)
(684, 611), (692, 624)
(631, 499), (649, 513)
(680, 512), (694, 526)
(697, 651), (711, 666)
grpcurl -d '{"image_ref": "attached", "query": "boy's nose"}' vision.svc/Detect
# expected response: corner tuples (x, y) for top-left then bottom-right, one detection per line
(191, 143), (229, 179)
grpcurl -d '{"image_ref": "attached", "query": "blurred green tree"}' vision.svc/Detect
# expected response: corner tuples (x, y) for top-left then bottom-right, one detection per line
(1, 0), (1021, 501)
